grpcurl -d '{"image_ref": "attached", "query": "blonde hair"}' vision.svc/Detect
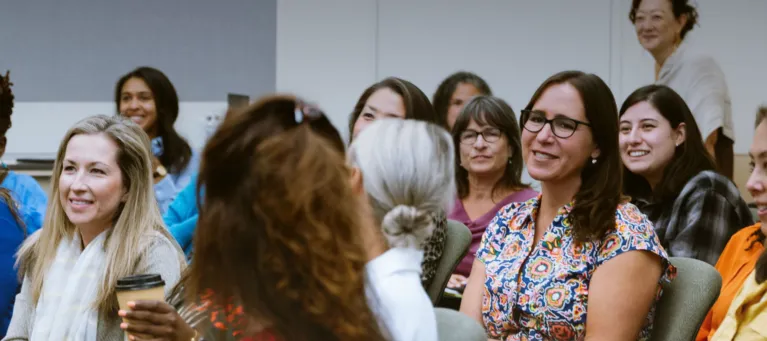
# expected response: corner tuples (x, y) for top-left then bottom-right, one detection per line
(348, 119), (455, 248)
(17, 115), (184, 313)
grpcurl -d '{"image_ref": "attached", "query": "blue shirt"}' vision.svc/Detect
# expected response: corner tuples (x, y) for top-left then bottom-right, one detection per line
(152, 137), (200, 216)
(163, 174), (202, 259)
(1, 172), (47, 234)
(0, 198), (25, 337)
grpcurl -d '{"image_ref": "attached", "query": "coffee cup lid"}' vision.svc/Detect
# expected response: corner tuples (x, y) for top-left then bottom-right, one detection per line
(116, 274), (165, 291)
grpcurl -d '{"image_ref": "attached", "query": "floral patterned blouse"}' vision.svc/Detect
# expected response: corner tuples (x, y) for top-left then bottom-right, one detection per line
(477, 196), (676, 341)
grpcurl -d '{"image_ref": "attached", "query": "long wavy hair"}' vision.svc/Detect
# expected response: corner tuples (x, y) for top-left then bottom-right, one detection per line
(186, 95), (387, 341)
(523, 71), (625, 242)
(620, 85), (715, 220)
(115, 66), (193, 173)
(16, 115), (185, 314)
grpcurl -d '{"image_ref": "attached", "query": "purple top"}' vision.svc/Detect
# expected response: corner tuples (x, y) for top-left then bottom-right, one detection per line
(448, 188), (538, 277)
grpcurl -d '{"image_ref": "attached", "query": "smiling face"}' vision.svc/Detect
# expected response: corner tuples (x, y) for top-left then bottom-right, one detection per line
(633, 0), (687, 57)
(458, 119), (510, 178)
(58, 133), (126, 233)
(522, 83), (599, 186)
(351, 88), (406, 139)
(747, 119), (767, 228)
(119, 77), (158, 137)
(619, 101), (685, 187)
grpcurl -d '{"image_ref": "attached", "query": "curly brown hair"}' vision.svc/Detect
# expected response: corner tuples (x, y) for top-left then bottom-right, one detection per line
(186, 95), (386, 341)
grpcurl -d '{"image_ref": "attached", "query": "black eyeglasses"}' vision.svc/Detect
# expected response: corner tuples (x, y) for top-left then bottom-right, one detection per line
(520, 110), (591, 139)
(459, 128), (502, 145)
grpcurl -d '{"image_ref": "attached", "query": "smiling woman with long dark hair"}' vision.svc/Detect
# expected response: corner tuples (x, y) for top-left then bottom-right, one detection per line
(619, 85), (752, 265)
(115, 66), (198, 214)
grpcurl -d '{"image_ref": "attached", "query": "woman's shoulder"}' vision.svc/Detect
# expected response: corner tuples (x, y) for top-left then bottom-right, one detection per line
(681, 170), (746, 204)
(613, 202), (656, 236)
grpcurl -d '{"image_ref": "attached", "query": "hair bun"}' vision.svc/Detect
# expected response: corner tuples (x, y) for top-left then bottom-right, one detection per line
(381, 205), (435, 249)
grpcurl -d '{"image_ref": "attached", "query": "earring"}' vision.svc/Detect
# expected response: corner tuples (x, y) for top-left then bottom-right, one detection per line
(508, 158), (512, 164)
(591, 158), (597, 164)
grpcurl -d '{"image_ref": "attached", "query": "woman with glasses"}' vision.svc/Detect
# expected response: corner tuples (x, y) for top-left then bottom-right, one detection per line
(619, 85), (752, 266)
(445, 96), (537, 292)
(460, 71), (675, 340)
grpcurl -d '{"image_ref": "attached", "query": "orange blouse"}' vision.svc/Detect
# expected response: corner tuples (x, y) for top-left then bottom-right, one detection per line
(696, 223), (764, 341)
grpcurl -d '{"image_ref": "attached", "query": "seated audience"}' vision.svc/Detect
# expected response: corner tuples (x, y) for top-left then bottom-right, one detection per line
(460, 71), (675, 340)
(116, 66), (199, 214)
(0, 71), (47, 234)
(697, 106), (767, 340)
(118, 96), (388, 341)
(447, 96), (537, 291)
(3, 115), (185, 340)
(348, 118), (455, 341)
(348, 77), (446, 287)
(432, 71), (493, 129)
(619, 85), (752, 265)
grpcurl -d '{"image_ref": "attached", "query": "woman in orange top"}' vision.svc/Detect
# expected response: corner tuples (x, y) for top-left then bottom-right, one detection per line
(696, 224), (763, 340)
(696, 106), (767, 340)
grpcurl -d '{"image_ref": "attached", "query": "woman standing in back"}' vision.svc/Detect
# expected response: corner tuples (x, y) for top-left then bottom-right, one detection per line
(630, 0), (735, 178)
(3, 115), (184, 340)
(446, 96), (537, 291)
(115, 66), (199, 214)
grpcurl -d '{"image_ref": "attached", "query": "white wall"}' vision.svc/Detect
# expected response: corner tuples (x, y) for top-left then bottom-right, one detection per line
(277, 0), (767, 154)
(6, 102), (226, 157)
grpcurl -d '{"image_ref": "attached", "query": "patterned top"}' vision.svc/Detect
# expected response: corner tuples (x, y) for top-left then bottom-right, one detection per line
(633, 170), (754, 266)
(477, 196), (676, 341)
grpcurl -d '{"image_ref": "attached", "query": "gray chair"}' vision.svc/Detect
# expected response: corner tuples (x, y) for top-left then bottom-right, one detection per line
(650, 257), (722, 341)
(435, 307), (486, 341)
(426, 219), (471, 305)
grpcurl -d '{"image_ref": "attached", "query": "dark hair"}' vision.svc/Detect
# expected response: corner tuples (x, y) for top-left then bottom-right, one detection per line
(629, 0), (699, 40)
(348, 77), (439, 140)
(453, 95), (528, 199)
(523, 71), (625, 242)
(0, 72), (24, 229)
(188, 95), (385, 341)
(433, 71), (492, 127)
(756, 106), (767, 128)
(619, 85), (715, 220)
(114, 66), (192, 173)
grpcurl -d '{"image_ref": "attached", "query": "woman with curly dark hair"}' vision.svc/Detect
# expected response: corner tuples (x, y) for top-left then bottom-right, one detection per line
(117, 95), (387, 341)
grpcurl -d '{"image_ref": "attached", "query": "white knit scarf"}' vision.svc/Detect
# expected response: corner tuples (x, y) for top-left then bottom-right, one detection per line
(30, 230), (108, 341)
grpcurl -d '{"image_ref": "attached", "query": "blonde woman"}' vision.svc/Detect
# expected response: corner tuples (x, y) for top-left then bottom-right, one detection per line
(3, 115), (185, 340)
